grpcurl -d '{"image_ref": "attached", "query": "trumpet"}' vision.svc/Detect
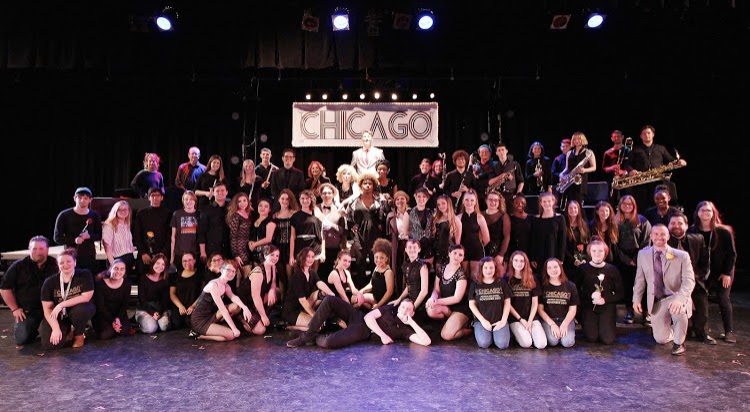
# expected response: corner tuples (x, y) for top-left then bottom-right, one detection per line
(438, 152), (447, 190)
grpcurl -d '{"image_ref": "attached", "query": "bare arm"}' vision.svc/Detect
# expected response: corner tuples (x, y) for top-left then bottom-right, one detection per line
(477, 214), (490, 247)
(437, 278), (467, 306)
(170, 227), (177, 264)
(316, 280), (335, 297)
(250, 269), (270, 323)
(454, 217), (463, 245)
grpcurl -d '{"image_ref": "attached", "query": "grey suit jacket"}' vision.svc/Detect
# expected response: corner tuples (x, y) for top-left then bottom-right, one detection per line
(633, 246), (695, 316)
(351, 147), (384, 175)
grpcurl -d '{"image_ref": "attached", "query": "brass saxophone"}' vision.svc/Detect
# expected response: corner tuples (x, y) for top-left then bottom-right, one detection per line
(556, 149), (593, 193)
(612, 151), (684, 191)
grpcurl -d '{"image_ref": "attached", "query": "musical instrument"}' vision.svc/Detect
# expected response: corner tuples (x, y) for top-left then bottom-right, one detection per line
(263, 163), (279, 187)
(612, 151), (684, 191)
(556, 149), (594, 193)
(610, 137), (633, 197)
(485, 169), (514, 195)
(535, 160), (543, 189)
(310, 176), (321, 198)
(438, 152), (447, 190)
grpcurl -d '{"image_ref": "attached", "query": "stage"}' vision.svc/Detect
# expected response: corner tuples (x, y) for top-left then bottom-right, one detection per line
(1, 300), (748, 411)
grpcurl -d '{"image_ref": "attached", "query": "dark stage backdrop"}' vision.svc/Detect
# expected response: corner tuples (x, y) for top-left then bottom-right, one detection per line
(1, 1), (747, 273)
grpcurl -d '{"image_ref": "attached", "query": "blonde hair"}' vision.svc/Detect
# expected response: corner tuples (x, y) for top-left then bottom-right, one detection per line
(104, 200), (131, 233)
(336, 164), (359, 183)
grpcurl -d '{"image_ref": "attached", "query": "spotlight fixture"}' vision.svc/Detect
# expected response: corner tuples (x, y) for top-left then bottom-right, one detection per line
(429, 92), (435, 99)
(342, 93), (349, 100)
(416, 9), (435, 30)
(373, 91), (381, 100)
(412, 93), (418, 100)
(155, 6), (178, 31)
(359, 93), (366, 100)
(585, 13), (605, 29)
(322, 93), (328, 100)
(393, 12), (412, 30)
(550, 14), (571, 30)
(301, 9), (320, 32)
(305, 93), (312, 100)
(331, 8), (350, 31)
(391, 93), (398, 100)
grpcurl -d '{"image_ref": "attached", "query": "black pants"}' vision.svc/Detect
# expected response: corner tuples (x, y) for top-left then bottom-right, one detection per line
(619, 263), (636, 313)
(40, 302), (96, 349)
(691, 286), (710, 338)
(709, 278), (733, 333)
(302, 296), (370, 349)
(582, 304), (617, 345)
(93, 313), (132, 340)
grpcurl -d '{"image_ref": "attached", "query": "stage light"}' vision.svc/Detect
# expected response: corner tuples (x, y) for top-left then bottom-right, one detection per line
(305, 93), (312, 100)
(260, 133), (269, 143)
(301, 9), (320, 32)
(429, 92), (435, 99)
(359, 93), (366, 100)
(416, 9), (435, 30)
(322, 93), (328, 100)
(391, 93), (398, 100)
(412, 93), (418, 100)
(155, 6), (178, 32)
(342, 93), (348, 100)
(550, 14), (571, 30)
(373, 91), (381, 100)
(332, 8), (350, 31)
(585, 13), (605, 28)
(393, 12), (412, 30)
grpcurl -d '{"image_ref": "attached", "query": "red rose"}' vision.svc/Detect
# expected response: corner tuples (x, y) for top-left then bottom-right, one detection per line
(86, 218), (93, 224)
(577, 244), (584, 253)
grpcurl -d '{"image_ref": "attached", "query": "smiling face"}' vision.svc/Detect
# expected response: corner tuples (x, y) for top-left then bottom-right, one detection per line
(567, 202), (579, 219)
(110, 261), (126, 280)
(449, 247), (465, 264)
(188, 147), (200, 165)
(531, 144), (542, 157)
(304, 251), (315, 268)
(546, 260), (562, 279)
(511, 254), (526, 272)
(374, 251), (389, 268)
(651, 225), (670, 249)
(221, 264), (237, 282)
(29, 239), (49, 264)
(282, 151), (295, 168)
(152, 257), (166, 274)
(397, 300), (415, 321)
(596, 205), (611, 221)
(481, 260), (496, 280)
(260, 150), (271, 164)
(640, 128), (654, 146)
(266, 250), (280, 265)
(405, 241), (421, 259)
(279, 193), (289, 208)
(377, 164), (389, 178)
(299, 193), (312, 209)
(337, 253), (351, 269)
(589, 243), (606, 264)
(462, 192), (477, 212)
(361, 131), (373, 149)
(437, 197), (449, 213)
(668, 216), (688, 239)
(237, 195), (249, 212)
(257, 200), (271, 217)
(57, 254), (76, 275)
(181, 254), (196, 270)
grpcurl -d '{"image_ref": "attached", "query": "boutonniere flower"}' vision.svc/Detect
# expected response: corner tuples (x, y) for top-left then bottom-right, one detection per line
(666, 252), (675, 261)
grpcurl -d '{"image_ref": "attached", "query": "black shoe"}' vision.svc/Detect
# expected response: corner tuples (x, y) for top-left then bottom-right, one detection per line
(698, 335), (717, 345)
(724, 332), (737, 343)
(286, 334), (315, 348)
(671, 343), (686, 356)
(188, 330), (199, 340)
(623, 312), (634, 324)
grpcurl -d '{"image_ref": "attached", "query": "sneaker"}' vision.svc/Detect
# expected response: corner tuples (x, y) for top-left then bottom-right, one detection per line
(188, 330), (200, 340)
(724, 331), (737, 343)
(671, 343), (686, 356)
(623, 312), (634, 324)
(643, 315), (652, 327)
(72, 335), (86, 348)
(286, 334), (315, 348)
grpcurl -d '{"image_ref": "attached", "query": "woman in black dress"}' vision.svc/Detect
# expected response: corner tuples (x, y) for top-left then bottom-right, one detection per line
(358, 239), (395, 310)
(273, 189), (299, 296)
(169, 251), (204, 330)
(236, 159), (263, 209)
(93, 260), (132, 340)
(563, 200), (591, 277)
(346, 173), (389, 288)
(291, 190), (324, 272)
(281, 247), (336, 331)
(457, 189), (489, 282)
(529, 192), (567, 270)
(588, 201), (619, 264)
(426, 244), (471, 341)
(507, 194), (532, 261)
(432, 195), (462, 278)
(239, 245), (279, 335)
(484, 190), (511, 274)
(189, 260), (252, 341)
(249, 198), (277, 266)
(194, 154), (226, 211)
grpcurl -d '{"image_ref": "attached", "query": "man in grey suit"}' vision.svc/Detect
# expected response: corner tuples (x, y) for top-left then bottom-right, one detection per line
(633, 224), (695, 355)
(350, 130), (385, 175)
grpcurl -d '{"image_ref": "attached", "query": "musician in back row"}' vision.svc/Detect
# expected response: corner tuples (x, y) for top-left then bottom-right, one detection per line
(601, 130), (633, 203)
(524, 141), (552, 196)
(473, 144), (499, 207)
(559, 132), (596, 210)
(491, 143), (524, 212)
(630, 125), (687, 209)
(444, 150), (476, 210)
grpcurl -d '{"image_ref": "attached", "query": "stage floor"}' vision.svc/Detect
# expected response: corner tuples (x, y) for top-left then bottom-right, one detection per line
(1, 299), (749, 411)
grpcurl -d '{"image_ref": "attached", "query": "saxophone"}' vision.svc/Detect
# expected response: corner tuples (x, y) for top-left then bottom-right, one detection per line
(611, 156), (685, 191)
(556, 149), (593, 193)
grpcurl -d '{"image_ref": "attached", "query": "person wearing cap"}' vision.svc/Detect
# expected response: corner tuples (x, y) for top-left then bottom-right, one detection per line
(551, 138), (571, 190)
(53, 187), (102, 275)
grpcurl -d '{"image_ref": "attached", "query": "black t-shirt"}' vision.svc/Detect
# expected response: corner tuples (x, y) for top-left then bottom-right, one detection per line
(540, 280), (579, 320)
(468, 279), (512, 324)
(375, 304), (413, 341)
(94, 278), (131, 323)
(0, 256), (58, 311)
(40, 269), (95, 305)
(506, 275), (541, 322)
(170, 271), (205, 308)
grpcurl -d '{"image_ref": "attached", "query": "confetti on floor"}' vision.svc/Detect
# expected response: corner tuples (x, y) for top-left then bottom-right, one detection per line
(566, 386), (573, 391)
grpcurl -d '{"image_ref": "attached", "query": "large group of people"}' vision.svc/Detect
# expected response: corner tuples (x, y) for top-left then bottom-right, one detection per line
(0, 126), (738, 356)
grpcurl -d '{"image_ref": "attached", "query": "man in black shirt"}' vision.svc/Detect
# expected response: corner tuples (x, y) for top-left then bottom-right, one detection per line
(53, 187), (102, 275)
(270, 148), (305, 200)
(492, 143), (525, 212)
(198, 181), (231, 263)
(408, 158), (433, 204)
(0, 236), (58, 345)
(630, 125), (687, 209)
(668, 213), (715, 345)
(134, 187), (173, 276)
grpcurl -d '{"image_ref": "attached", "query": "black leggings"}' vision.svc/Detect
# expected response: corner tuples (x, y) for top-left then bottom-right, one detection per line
(93, 314), (132, 340)
(581, 304), (617, 345)
(40, 302), (96, 350)
(302, 296), (371, 349)
(709, 279), (733, 333)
